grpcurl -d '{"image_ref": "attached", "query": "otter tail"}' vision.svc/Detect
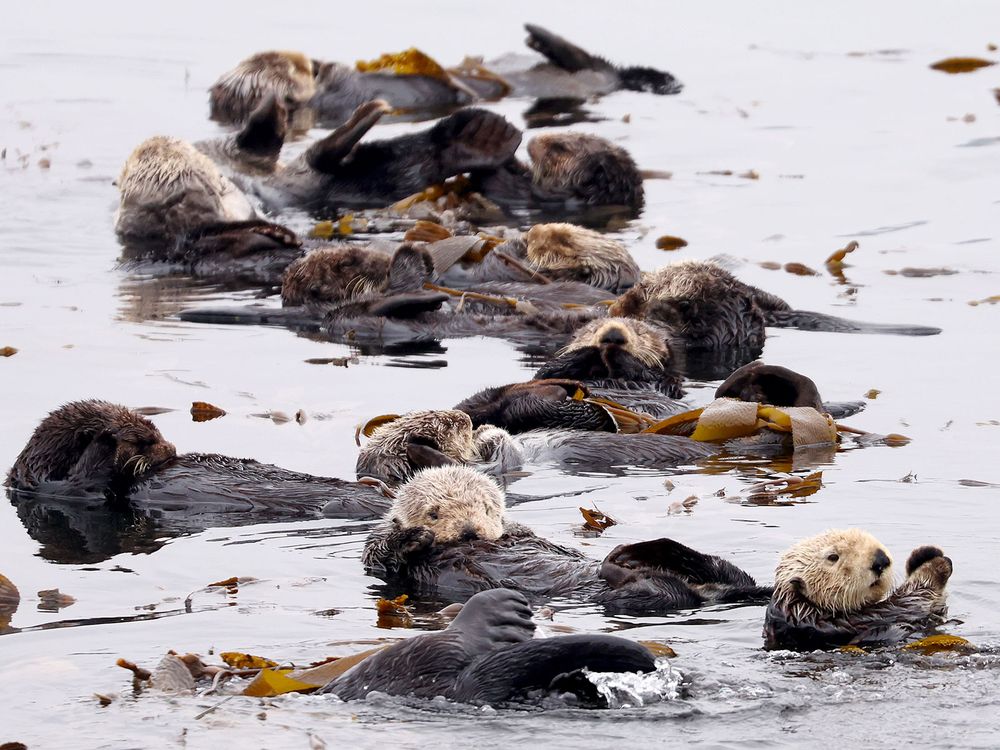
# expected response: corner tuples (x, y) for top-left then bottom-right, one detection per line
(178, 305), (320, 328)
(451, 634), (655, 706)
(766, 309), (941, 337)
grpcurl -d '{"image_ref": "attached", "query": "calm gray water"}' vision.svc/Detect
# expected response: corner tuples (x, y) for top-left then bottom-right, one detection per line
(1, 1), (999, 747)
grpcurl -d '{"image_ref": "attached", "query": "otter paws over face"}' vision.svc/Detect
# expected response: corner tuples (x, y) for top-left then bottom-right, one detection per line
(764, 529), (954, 651)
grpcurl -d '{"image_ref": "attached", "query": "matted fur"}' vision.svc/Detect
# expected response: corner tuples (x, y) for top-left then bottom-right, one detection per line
(210, 51), (316, 127)
(524, 223), (640, 291)
(281, 246), (390, 306)
(388, 465), (506, 543)
(527, 132), (643, 209)
(7, 400), (176, 489)
(561, 317), (670, 370)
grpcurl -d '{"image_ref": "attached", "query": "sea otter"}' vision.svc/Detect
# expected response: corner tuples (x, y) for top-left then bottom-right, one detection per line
(6, 401), (391, 562)
(610, 260), (941, 374)
(318, 587), (657, 706)
(362, 465), (771, 610)
(355, 409), (716, 484)
(716, 361), (865, 420)
(763, 529), (953, 651)
(444, 223), (640, 294)
(209, 24), (680, 130)
(115, 96), (300, 278)
(533, 317), (685, 416)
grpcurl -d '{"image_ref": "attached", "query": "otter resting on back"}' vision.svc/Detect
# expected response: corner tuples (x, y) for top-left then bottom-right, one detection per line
(318, 587), (657, 707)
(763, 529), (953, 651)
(116, 96), (300, 275)
(611, 260), (942, 355)
(208, 24), (680, 131)
(363, 465), (771, 611)
(6, 401), (391, 562)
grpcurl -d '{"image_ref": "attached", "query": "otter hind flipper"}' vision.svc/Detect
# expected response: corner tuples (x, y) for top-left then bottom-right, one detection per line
(821, 400), (866, 420)
(523, 24), (611, 73)
(431, 108), (522, 174)
(451, 634), (655, 706)
(367, 292), (448, 319)
(601, 538), (759, 590)
(449, 588), (535, 656)
(234, 94), (288, 162)
(306, 100), (391, 173)
(179, 305), (320, 329)
(766, 309), (942, 337)
(403, 440), (462, 472)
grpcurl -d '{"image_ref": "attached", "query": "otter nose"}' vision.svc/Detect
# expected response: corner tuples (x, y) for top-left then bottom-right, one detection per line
(459, 525), (479, 542)
(871, 549), (891, 576)
(599, 327), (627, 346)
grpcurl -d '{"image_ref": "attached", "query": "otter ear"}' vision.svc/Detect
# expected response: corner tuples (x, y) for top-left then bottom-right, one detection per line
(235, 94), (287, 160)
(405, 441), (460, 472)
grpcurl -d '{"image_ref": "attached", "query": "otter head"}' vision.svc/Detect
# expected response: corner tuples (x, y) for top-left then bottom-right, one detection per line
(357, 409), (486, 486)
(7, 400), (177, 491)
(775, 529), (895, 614)
(523, 223), (640, 292)
(281, 246), (391, 307)
(716, 362), (824, 411)
(565, 317), (673, 372)
(209, 50), (317, 132)
(527, 133), (643, 211)
(389, 465), (506, 543)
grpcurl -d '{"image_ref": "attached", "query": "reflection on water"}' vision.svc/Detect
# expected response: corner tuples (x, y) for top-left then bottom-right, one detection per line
(2, 0), (1000, 747)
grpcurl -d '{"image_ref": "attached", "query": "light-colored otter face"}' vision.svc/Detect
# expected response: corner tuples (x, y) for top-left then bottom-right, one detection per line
(115, 137), (255, 239)
(523, 224), (640, 291)
(526, 133), (642, 208)
(562, 317), (670, 369)
(281, 247), (390, 306)
(210, 51), (317, 129)
(775, 529), (894, 614)
(390, 465), (506, 543)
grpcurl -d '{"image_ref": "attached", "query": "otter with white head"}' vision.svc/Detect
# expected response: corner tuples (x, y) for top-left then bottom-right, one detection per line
(209, 51), (317, 132)
(764, 529), (953, 650)
(363, 465), (770, 611)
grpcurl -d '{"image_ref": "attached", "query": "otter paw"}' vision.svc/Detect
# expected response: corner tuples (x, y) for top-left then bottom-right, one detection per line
(907, 550), (953, 590)
(399, 526), (435, 556)
(905, 546), (946, 576)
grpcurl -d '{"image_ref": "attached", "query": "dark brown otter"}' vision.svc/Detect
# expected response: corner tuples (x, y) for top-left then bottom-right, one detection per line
(763, 529), (953, 650)
(6, 402), (391, 563)
(716, 362), (866, 420)
(363, 466), (770, 611)
(611, 260), (941, 374)
(318, 587), (657, 707)
(454, 379), (621, 435)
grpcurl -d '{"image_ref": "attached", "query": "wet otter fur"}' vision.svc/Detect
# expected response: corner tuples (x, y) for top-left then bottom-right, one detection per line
(534, 317), (685, 405)
(7, 400), (177, 492)
(209, 51), (317, 131)
(611, 260), (941, 352)
(356, 410), (521, 486)
(715, 361), (866, 421)
(6, 402), (390, 557)
(763, 529), (953, 650)
(470, 132), (644, 215)
(319, 588), (657, 706)
(363, 466), (769, 610)
(454, 379), (622, 435)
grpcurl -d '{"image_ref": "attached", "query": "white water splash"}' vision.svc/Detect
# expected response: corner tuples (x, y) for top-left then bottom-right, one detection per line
(586, 661), (683, 709)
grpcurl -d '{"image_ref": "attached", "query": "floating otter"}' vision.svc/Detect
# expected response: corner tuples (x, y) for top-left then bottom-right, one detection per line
(363, 466), (770, 610)
(356, 409), (716, 484)
(318, 587), (657, 706)
(7, 401), (391, 563)
(613, 260), (943, 349)
(763, 529), (953, 651)
(209, 24), (680, 130)
(716, 361), (865, 420)
(533, 317), (685, 417)
(115, 97), (300, 279)
(447, 223), (640, 294)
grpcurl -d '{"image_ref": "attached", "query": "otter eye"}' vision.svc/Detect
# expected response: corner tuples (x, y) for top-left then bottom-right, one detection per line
(827, 553), (840, 563)
(427, 509), (439, 521)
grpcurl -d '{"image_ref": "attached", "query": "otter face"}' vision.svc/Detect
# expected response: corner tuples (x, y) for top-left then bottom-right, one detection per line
(390, 465), (506, 543)
(526, 133), (643, 210)
(776, 529), (895, 613)
(523, 223), (640, 292)
(209, 50), (317, 130)
(564, 317), (671, 370)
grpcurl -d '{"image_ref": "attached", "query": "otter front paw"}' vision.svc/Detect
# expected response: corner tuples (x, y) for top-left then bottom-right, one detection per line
(399, 526), (435, 557)
(905, 546), (953, 589)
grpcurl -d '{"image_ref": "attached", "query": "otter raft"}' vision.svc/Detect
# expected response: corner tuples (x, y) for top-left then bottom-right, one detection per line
(2, 4), (999, 748)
